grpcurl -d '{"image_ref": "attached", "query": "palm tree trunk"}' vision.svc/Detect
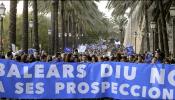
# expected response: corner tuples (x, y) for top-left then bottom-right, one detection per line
(55, 0), (59, 53)
(140, 34), (145, 54)
(9, 0), (17, 51)
(33, 0), (39, 52)
(68, 14), (72, 48)
(144, 1), (150, 52)
(72, 13), (76, 49)
(120, 29), (124, 45)
(80, 25), (83, 44)
(158, 18), (164, 52)
(67, 14), (71, 48)
(61, 0), (65, 51)
(22, 0), (29, 54)
(173, 16), (175, 58)
(76, 22), (79, 47)
(65, 13), (68, 48)
(158, 0), (169, 57)
(51, 0), (56, 55)
(154, 19), (159, 50)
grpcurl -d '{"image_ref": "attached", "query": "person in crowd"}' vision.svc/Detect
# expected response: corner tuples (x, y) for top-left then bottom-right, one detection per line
(6, 51), (13, 60)
(171, 58), (175, 64)
(62, 53), (67, 62)
(65, 53), (74, 62)
(47, 55), (52, 62)
(0, 54), (5, 59)
(103, 56), (109, 61)
(128, 55), (135, 63)
(87, 55), (92, 62)
(73, 55), (80, 62)
(109, 56), (116, 61)
(21, 54), (28, 63)
(91, 55), (98, 62)
(151, 57), (158, 64)
(27, 54), (35, 63)
(164, 58), (171, 64)
(54, 52), (62, 62)
(120, 55), (127, 62)
(79, 54), (83, 62)
(98, 56), (103, 62)
(35, 54), (41, 61)
(115, 53), (121, 62)
(154, 49), (164, 63)
(136, 54), (143, 63)
(41, 54), (47, 62)
(1, 46), (175, 65)
(73, 49), (79, 55)
(81, 54), (88, 62)
(15, 55), (21, 62)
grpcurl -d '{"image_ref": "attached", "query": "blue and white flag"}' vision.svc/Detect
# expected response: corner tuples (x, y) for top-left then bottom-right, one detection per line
(78, 45), (86, 53)
(114, 40), (121, 48)
(124, 46), (134, 56)
(64, 48), (72, 53)
(144, 52), (153, 63)
(28, 48), (36, 54)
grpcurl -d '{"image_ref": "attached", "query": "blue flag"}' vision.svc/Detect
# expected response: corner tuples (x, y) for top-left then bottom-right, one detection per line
(144, 52), (153, 63)
(28, 48), (36, 54)
(125, 46), (134, 56)
(64, 47), (72, 53)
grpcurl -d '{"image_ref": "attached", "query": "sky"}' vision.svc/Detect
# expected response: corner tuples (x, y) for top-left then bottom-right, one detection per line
(95, 0), (113, 19)
(1, 0), (112, 18)
(1, 1), (23, 14)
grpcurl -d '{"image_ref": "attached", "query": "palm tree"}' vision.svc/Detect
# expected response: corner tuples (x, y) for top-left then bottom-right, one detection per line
(108, 0), (174, 55)
(144, 0), (151, 52)
(65, 12), (69, 48)
(33, 0), (39, 52)
(37, 0), (109, 51)
(22, 0), (29, 53)
(72, 11), (76, 48)
(108, 0), (159, 52)
(112, 16), (127, 45)
(158, 18), (164, 52)
(158, 0), (169, 57)
(51, 0), (56, 55)
(61, 0), (65, 51)
(55, 0), (59, 53)
(68, 13), (72, 48)
(155, 19), (159, 50)
(9, 0), (17, 51)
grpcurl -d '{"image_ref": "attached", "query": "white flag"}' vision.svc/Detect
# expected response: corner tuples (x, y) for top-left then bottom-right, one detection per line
(78, 45), (87, 53)
(115, 41), (121, 45)
(12, 44), (16, 52)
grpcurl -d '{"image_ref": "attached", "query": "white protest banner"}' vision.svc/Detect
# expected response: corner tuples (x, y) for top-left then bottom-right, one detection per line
(12, 44), (16, 52)
(78, 45), (87, 53)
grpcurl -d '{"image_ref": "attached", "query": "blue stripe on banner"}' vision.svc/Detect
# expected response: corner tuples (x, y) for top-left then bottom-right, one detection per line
(0, 59), (174, 99)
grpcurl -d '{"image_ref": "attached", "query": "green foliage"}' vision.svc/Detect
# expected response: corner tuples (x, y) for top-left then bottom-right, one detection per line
(38, 15), (50, 50)
(5, 0), (113, 52)
(3, 13), (50, 51)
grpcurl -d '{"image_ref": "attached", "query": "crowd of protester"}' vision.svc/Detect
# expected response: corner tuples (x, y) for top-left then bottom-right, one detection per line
(0, 48), (175, 64)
